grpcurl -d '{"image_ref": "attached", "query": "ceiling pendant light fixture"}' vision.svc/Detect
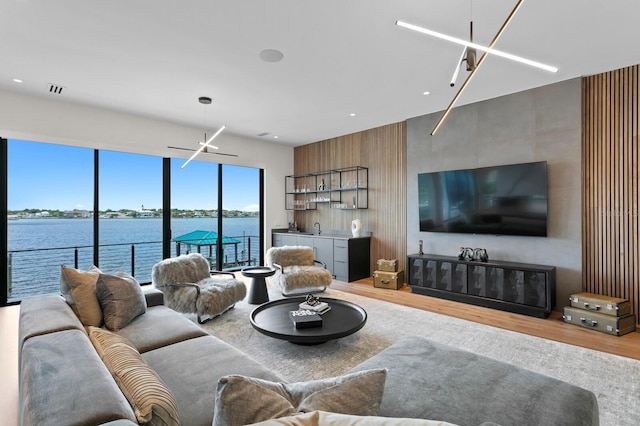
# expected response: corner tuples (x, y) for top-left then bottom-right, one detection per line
(181, 96), (227, 168)
(396, 0), (558, 135)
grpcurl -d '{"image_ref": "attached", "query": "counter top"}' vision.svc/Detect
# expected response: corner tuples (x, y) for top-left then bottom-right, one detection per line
(271, 229), (370, 240)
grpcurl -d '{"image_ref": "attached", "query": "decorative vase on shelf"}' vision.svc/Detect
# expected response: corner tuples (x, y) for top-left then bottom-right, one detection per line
(351, 219), (362, 237)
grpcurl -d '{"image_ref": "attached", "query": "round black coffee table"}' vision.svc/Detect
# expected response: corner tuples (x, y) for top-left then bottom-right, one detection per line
(250, 297), (367, 345)
(242, 266), (276, 304)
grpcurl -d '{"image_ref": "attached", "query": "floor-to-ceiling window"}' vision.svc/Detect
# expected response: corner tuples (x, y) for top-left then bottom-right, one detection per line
(2, 139), (264, 306)
(221, 164), (261, 268)
(98, 151), (163, 283)
(5, 139), (94, 303)
(170, 158), (220, 266)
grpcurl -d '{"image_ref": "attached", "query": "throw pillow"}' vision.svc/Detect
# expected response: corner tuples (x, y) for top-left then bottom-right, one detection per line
(96, 271), (146, 331)
(88, 327), (180, 426)
(212, 369), (387, 426)
(247, 410), (459, 425)
(60, 264), (103, 326)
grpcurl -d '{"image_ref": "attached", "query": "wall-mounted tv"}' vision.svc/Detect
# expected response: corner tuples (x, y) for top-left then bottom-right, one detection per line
(418, 161), (548, 237)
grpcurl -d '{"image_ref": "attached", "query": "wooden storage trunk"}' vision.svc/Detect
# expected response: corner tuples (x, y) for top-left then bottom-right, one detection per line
(563, 306), (636, 336)
(377, 259), (398, 272)
(569, 292), (631, 316)
(373, 270), (404, 290)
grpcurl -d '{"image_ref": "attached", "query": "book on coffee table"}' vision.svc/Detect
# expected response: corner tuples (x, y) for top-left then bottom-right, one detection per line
(299, 301), (331, 314)
(289, 309), (323, 329)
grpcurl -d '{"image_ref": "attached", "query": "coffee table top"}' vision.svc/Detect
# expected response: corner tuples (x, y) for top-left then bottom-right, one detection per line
(250, 297), (367, 344)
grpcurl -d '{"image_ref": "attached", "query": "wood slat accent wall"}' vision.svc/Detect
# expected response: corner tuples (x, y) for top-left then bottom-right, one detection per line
(293, 122), (407, 274)
(583, 64), (640, 323)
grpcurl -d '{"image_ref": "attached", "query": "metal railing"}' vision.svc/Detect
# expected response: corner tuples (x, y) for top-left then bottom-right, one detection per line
(7, 235), (260, 302)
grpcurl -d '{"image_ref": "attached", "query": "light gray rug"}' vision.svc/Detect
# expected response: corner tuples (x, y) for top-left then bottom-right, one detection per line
(198, 287), (640, 426)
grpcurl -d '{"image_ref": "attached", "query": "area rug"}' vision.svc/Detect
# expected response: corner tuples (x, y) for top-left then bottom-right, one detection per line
(198, 287), (640, 426)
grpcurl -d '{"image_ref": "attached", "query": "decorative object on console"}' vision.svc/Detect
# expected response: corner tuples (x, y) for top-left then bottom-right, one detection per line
(474, 248), (489, 262)
(352, 218), (362, 237)
(418, 239), (424, 255)
(458, 247), (474, 261)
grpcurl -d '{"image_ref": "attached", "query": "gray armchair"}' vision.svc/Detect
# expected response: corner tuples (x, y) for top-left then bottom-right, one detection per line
(151, 253), (246, 323)
(266, 245), (333, 296)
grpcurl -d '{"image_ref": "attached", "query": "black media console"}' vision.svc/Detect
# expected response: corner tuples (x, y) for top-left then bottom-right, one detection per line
(407, 254), (556, 318)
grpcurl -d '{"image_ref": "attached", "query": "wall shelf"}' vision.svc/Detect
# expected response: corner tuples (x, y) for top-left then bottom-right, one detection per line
(285, 166), (368, 210)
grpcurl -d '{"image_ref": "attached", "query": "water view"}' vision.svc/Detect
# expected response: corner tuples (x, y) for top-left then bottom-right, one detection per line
(7, 217), (260, 302)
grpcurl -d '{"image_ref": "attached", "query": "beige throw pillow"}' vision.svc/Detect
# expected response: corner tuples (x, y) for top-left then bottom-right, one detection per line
(96, 271), (146, 331)
(60, 264), (103, 326)
(88, 327), (180, 426)
(212, 369), (387, 426)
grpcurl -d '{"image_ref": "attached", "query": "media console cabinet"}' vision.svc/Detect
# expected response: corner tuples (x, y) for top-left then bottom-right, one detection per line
(407, 254), (556, 318)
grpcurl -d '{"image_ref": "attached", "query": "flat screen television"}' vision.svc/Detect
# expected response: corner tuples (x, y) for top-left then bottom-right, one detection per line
(418, 161), (548, 237)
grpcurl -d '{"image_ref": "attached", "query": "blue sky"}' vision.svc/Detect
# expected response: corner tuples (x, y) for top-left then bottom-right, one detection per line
(8, 139), (259, 212)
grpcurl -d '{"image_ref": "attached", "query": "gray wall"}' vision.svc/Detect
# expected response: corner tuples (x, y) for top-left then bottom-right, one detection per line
(406, 78), (582, 309)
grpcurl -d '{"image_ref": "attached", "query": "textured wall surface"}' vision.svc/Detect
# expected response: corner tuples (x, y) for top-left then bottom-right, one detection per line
(406, 78), (582, 308)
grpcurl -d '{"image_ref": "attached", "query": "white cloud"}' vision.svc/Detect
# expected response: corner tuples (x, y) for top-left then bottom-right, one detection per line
(243, 204), (259, 212)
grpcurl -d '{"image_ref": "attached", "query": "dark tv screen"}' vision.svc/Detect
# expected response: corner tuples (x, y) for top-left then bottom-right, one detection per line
(418, 161), (548, 237)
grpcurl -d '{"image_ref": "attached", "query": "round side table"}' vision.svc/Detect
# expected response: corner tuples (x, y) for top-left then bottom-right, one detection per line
(242, 266), (276, 304)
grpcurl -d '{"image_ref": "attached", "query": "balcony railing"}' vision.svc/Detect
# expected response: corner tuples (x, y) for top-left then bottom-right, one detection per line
(7, 235), (260, 303)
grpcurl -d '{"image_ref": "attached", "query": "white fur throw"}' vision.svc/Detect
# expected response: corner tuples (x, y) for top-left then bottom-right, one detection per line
(266, 246), (332, 294)
(151, 253), (246, 317)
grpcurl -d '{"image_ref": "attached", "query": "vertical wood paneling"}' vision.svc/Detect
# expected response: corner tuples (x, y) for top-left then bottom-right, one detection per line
(583, 64), (640, 324)
(293, 122), (407, 274)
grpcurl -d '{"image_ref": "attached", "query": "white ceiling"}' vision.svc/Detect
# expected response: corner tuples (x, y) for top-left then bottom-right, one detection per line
(2, 0), (640, 146)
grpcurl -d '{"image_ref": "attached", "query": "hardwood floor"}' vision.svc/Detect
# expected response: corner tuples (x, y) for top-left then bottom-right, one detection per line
(332, 278), (640, 361)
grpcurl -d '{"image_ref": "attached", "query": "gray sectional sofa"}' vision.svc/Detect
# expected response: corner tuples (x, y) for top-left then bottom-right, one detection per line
(19, 288), (599, 426)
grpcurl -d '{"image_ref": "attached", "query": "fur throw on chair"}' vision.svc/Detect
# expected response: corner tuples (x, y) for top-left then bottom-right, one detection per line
(266, 246), (332, 295)
(151, 253), (246, 322)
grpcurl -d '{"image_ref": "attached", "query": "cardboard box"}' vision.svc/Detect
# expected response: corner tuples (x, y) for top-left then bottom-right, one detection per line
(373, 270), (404, 290)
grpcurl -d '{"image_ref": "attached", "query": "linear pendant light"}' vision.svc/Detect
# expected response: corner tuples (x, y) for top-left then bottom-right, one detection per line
(181, 125), (226, 169)
(397, 0), (558, 135)
(395, 20), (558, 73)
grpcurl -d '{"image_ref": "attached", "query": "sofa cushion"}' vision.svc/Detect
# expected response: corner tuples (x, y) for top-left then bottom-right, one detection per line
(18, 294), (84, 352)
(348, 337), (599, 426)
(116, 305), (207, 353)
(143, 335), (283, 426)
(96, 271), (147, 331)
(88, 327), (180, 426)
(21, 329), (137, 426)
(60, 264), (103, 326)
(212, 369), (387, 426)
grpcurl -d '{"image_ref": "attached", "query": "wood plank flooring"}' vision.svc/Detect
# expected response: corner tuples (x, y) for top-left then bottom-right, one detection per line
(333, 279), (640, 361)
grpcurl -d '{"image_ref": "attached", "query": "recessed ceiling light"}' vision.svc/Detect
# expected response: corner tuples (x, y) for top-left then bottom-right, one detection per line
(273, 135), (279, 139)
(259, 49), (284, 63)
(349, 113), (356, 117)
(423, 91), (430, 95)
(13, 78), (23, 83)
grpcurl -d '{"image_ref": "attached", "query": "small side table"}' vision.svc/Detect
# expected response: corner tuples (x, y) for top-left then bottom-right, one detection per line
(242, 266), (276, 304)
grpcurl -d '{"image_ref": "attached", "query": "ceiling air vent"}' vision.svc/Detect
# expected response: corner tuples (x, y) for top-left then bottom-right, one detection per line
(257, 132), (270, 137)
(48, 83), (64, 94)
